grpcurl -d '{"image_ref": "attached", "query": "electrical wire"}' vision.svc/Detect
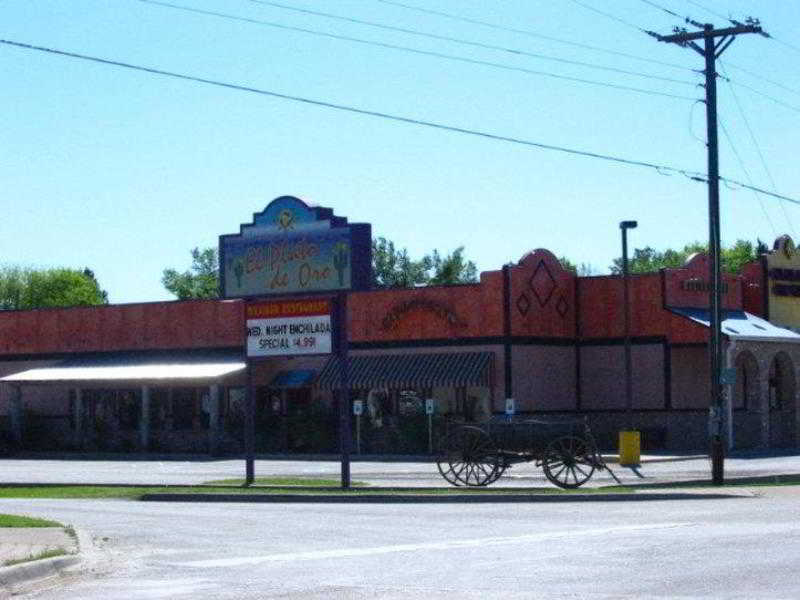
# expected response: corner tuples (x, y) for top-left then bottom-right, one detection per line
(2, 38), (796, 207)
(720, 64), (796, 236)
(681, 0), (730, 23)
(636, 0), (683, 20)
(719, 118), (777, 237)
(374, 0), (693, 72)
(721, 61), (800, 99)
(239, 0), (695, 86)
(566, 0), (652, 35)
(136, 0), (698, 101)
(727, 79), (800, 116)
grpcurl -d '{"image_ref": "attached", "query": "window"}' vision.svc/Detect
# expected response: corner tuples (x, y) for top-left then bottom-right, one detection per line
(172, 388), (196, 431)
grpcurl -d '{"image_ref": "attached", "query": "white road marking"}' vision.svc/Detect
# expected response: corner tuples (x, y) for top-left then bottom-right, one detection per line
(177, 522), (694, 568)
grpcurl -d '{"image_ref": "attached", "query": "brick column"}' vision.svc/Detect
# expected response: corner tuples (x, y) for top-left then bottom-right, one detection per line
(208, 384), (220, 456)
(140, 386), (150, 452)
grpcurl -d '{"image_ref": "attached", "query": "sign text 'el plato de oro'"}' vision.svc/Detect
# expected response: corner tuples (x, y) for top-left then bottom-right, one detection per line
(246, 299), (332, 357)
(219, 196), (371, 298)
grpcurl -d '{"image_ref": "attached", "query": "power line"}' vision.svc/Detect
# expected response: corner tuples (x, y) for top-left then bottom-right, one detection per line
(771, 36), (800, 56)
(137, 0), (698, 101)
(721, 61), (800, 99)
(567, 0), (652, 35)
(0, 39), (706, 177)
(720, 63), (796, 236)
(727, 79), (800, 115)
(374, 0), (693, 72)
(239, 0), (694, 86)
(636, 0), (683, 20)
(718, 118), (777, 237)
(681, 0), (730, 23)
(2, 38), (796, 207)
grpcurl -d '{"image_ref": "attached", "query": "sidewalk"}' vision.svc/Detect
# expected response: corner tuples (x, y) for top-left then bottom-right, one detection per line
(0, 527), (79, 596)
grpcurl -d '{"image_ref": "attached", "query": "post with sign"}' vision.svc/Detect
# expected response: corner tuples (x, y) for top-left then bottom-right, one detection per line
(222, 196), (372, 491)
(245, 297), (334, 484)
(337, 292), (352, 489)
(353, 400), (363, 455)
(505, 398), (515, 421)
(425, 398), (435, 454)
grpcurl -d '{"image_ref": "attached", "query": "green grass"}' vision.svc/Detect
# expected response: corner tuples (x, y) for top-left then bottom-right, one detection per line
(630, 473), (800, 489)
(0, 514), (64, 528)
(203, 477), (367, 487)
(0, 484), (636, 499)
(3, 547), (69, 567)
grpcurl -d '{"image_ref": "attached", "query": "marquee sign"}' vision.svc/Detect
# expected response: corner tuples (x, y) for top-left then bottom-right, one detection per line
(765, 235), (800, 328)
(246, 298), (332, 357)
(220, 196), (372, 298)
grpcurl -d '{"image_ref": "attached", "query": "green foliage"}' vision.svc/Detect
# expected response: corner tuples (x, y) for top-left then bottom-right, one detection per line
(162, 247), (219, 300)
(372, 237), (478, 288)
(0, 514), (63, 528)
(609, 239), (766, 275)
(558, 257), (596, 276)
(0, 266), (108, 310)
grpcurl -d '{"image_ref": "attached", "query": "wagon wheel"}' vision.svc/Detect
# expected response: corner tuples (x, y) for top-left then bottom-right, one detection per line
(542, 435), (596, 489)
(436, 426), (500, 487)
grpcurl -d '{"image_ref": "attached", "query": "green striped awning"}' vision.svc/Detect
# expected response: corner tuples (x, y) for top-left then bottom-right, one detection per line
(315, 352), (493, 390)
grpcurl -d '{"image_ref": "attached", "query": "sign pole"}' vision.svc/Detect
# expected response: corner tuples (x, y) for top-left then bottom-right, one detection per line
(338, 291), (352, 489)
(245, 361), (255, 485)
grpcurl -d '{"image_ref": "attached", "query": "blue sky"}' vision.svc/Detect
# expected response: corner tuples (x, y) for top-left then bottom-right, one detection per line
(2, 0), (798, 303)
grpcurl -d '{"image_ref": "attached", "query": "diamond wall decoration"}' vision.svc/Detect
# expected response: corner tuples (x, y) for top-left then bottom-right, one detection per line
(556, 295), (569, 318)
(516, 293), (531, 316)
(529, 260), (557, 307)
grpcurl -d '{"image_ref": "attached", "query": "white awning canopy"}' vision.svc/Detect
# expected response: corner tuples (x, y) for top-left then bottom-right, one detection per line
(1, 362), (246, 383)
(671, 308), (800, 343)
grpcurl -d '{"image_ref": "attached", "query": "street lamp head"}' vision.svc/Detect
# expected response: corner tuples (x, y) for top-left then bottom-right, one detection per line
(620, 220), (638, 230)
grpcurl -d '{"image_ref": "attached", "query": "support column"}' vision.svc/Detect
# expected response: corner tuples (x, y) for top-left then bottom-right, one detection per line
(140, 386), (150, 452)
(74, 388), (84, 450)
(9, 385), (23, 446)
(208, 384), (220, 456)
(758, 370), (770, 449)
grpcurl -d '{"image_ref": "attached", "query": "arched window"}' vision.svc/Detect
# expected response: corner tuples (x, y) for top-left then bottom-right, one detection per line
(768, 353), (795, 412)
(734, 351), (759, 410)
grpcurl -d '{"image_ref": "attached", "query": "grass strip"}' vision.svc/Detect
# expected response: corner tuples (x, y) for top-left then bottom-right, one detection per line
(0, 514), (64, 528)
(3, 547), (69, 567)
(0, 484), (635, 499)
(203, 477), (367, 487)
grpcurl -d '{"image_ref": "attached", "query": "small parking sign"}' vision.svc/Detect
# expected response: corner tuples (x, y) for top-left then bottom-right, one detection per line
(425, 398), (435, 415)
(505, 398), (515, 416)
(353, 400), (363, 416)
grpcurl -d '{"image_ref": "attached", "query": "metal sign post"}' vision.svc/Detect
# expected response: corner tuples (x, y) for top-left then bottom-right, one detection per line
(337, 292), (352, 489)
(425, 398), (434, 454)
(353, 400), (363, 455)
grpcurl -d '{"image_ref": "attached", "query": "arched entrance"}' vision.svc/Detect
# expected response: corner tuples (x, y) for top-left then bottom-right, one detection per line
(768, 352), (796, 448)
(733, 351), (760, 449)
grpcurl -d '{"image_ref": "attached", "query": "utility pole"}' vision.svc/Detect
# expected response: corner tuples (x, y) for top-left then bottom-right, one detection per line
(653, 19), (765, 485)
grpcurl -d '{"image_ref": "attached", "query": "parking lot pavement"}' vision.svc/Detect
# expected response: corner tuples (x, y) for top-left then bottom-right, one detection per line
(0, 451), (798, 489)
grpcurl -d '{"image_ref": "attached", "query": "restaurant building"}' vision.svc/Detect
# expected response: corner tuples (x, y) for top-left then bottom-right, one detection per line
(1, 197), (799, 454)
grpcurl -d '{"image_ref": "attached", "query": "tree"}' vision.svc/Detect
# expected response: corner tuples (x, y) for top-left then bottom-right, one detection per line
(609, 239), (766, 275)
(162, 247), (220, 300)
(427, 247), (478, 285)
(371, 237), (478, 288)
(558, 257), (596, 276)
(371, 237), (429, 288)
(0, 266), (109, 310)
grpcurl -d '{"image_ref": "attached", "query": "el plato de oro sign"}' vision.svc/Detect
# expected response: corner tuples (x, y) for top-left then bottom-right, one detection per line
(246, 299), (332, 357)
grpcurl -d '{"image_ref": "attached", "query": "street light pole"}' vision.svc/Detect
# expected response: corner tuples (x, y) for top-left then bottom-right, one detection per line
(621, 221), (637, 431)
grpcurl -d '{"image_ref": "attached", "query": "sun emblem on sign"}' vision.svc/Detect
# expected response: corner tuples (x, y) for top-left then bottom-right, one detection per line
(277, 209), (294, 231)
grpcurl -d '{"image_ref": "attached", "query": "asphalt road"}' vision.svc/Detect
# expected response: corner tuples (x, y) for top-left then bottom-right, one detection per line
(1, 452), (800, 487)
(2, 486), (800, 599)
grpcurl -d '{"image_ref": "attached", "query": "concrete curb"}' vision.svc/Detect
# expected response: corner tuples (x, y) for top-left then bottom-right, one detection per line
(0, 554), (81, 594)
(140, 491), (744, 503)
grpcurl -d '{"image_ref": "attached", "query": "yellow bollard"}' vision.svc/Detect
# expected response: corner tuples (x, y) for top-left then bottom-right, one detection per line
(618, 430), (641, 466)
